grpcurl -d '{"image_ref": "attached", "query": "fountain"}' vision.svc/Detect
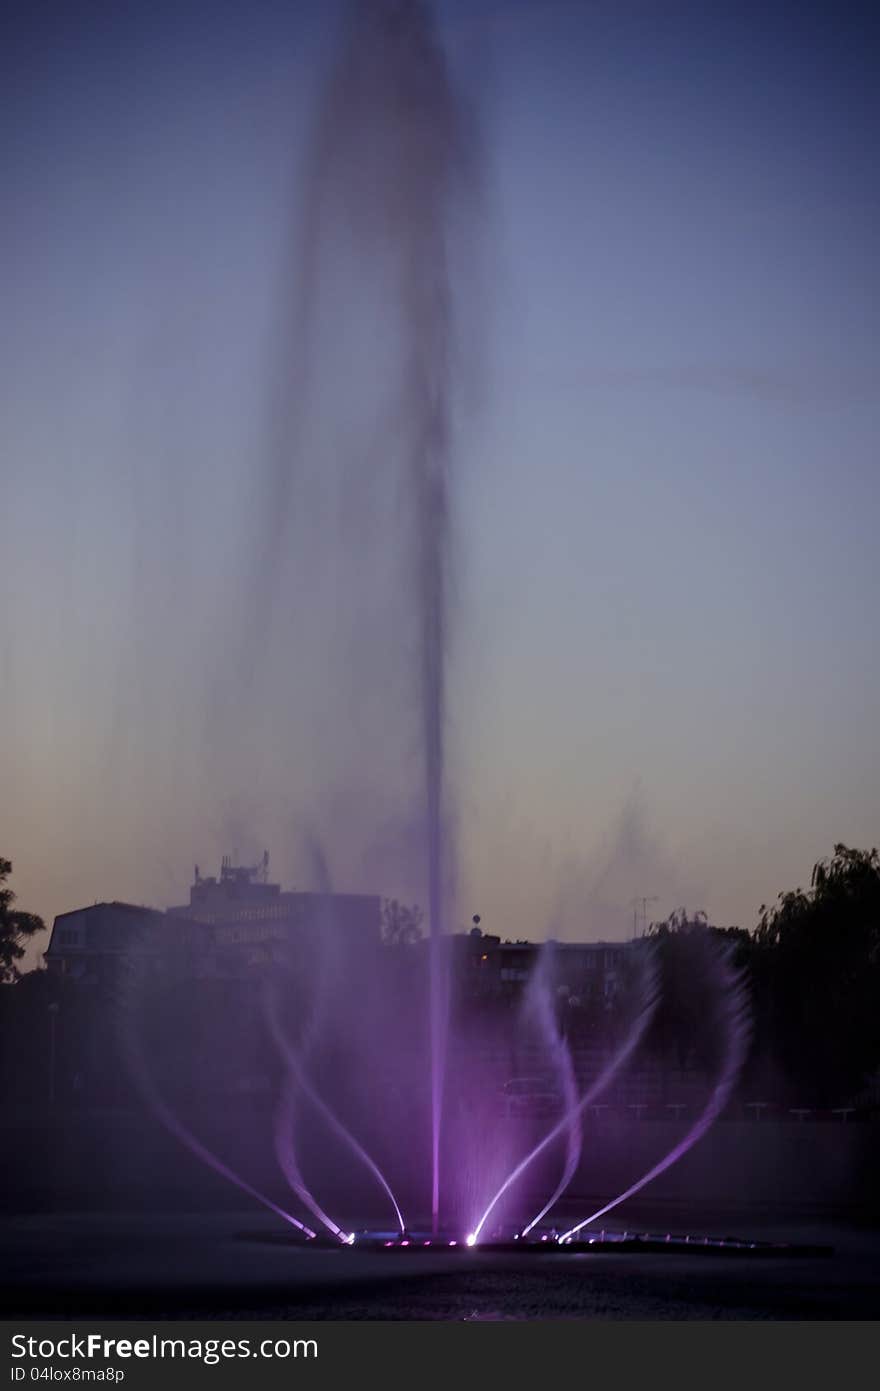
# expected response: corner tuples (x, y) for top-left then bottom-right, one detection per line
(119, 868), (764, 1254)
(115, 1), (817, 1262)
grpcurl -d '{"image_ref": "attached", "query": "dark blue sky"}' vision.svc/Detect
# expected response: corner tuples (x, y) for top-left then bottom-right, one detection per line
(3, 0), (878, 949)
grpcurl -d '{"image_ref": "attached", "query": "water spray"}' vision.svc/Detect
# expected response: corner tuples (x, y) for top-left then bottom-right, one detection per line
(470, 943), (659, 1243)
(265, 974), (407, 1237)
(559, 943), (751, 1244)
(115, 929), (316, 1241)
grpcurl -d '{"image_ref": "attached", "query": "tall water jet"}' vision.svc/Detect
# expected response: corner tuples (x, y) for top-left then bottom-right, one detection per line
(252, 0), (480, 1231)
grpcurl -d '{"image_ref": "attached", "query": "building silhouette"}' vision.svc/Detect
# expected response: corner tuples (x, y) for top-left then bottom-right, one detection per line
(45, 855), (381, 985)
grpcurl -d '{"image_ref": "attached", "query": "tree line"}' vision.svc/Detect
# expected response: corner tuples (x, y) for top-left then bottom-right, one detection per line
(648, 845), (880, 1105)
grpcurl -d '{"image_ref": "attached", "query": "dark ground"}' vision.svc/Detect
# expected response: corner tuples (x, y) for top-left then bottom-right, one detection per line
(3, 1204), (878, 1320)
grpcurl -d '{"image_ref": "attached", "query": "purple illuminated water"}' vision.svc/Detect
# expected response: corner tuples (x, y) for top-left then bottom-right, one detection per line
(521, 947), (583, 1235)
(117, 958), (317, 1241)
(469, 942), (660, 1243)
(116, 1), (752, 1249)
(266, 975), (406, 1237)
(121, 899), (750, 1247)
(558, 944), (752, 1244)
(267, 0), (471, 1234)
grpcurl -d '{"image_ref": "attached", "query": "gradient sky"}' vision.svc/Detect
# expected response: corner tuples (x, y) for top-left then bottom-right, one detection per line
(3, 0), (879, 963)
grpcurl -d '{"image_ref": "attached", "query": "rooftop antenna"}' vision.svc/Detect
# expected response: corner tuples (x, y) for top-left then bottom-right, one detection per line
(630, 895), (659, 938)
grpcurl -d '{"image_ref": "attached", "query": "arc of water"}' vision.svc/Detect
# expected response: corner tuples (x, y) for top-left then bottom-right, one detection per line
(519, 1020), (580, 1237)
(558, 948), (751, 1244)
(116, 946), (316, 1240)
(515, 949), (581, 1239)
(471, 946), (660, 1243)
(274, 1069), (353, 1243)
(265, 979), (407, 1236)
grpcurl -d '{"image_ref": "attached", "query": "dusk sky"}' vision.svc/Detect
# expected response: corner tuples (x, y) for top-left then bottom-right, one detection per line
(3, 0), (878, 963)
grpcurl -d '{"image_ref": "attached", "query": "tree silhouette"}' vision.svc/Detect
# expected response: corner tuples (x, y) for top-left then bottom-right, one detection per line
(646, 912), (724, 1072)
(755, 844), (880, 1103)
(0, 858), (45, 983)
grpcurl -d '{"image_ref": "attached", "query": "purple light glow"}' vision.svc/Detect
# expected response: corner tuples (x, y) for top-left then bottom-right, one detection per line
(265, 974), (406, 1237)
(559, 951), (750, 1244)
(518, 951), (582, 1239)
(470, 947), (659, 1244)
(274, 1069), (350, 1241)
(121, 814), (745, 1251)
(118, 950), (317, 1242)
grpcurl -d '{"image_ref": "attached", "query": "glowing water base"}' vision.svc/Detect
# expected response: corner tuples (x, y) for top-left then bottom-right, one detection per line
(341, 1231), (833, 1258)
(247, 1226), (833, 1260)
(121, 886), (757, 1254)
